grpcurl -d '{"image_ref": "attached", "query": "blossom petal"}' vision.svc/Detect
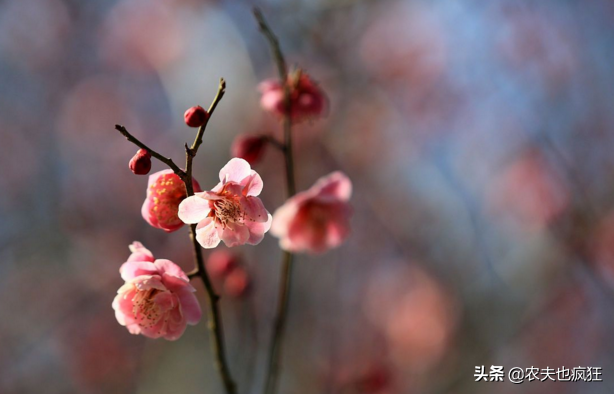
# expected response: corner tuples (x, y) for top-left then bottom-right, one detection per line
(260, 88), (284, 113)
(271, 202), (300, 238)
(211, 182), (224, 193)
(219, 223), (250, 247)
(258, 79), (281, 93)
(113, 287), (139, 327)
(161, 272), (195, 293)
(155, 259), (190, 282)
(139, 315), (167, 339)
(127, 241), (154, 262)
(120, 261), (157, 281)
(178, 195), (211, 224)
(112, 293), (130, 326)
(287, 211), (328, 253)
(219, 158), (252, 184)
(246, 213), (272, 245)
(241, 196), (269, 223)
(196, 218), (221, 249)
(132, 275), (167, 291)
(314, 171), (352, 201)
(202, 191), (224, 201)
(153, 291), (176, 313)
(241, 171), (264, 196)
(163, 308), (187, 340)
(177, 290), (202, 325)
(324, 217), (351, 250)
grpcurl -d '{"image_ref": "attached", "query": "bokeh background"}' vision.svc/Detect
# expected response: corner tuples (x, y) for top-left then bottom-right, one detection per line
(2, 0), (614, 393)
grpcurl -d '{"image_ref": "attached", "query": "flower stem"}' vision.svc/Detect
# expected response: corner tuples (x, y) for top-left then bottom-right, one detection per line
(183, 79), (236, 394)
(188, 223), (237, 394)
(114, 124), (185, 177)
(254, 8), (296, 394)
(114, 79), (236, 394)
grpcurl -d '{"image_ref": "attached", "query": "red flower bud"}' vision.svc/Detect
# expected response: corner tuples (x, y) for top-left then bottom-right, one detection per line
(184, 105), (209, 127)
(231, 134), (267, 165)
(129, 149), (152, 175)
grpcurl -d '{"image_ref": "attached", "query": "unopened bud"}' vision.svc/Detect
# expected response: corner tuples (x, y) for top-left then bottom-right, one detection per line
(231, 134), (267, 165)
(129, 149), (152, 175)
(184, 105), (209, 127)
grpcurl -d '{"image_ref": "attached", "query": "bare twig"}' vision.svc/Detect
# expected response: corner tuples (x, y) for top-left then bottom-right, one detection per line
(114, 125), (185, 177)
(263, 135), (286, 151)
(182, 79), (235, 394)
(254, 8), (297, 394)
(185, 78), (226, 196)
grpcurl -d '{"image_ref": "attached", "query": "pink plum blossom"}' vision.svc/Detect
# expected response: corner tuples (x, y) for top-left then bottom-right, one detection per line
(112, 242), (202, 340)
(259, 69), (328, 123)
(271, 171), (352, 254)
(141, 169), (201, 232)
(177, 158), (272, 248)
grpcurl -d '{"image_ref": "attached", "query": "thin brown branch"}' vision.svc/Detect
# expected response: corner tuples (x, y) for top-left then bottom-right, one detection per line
(254, 9), (289, 87)
(185, 78), (226, 196)
(190, 78), (227, 154)
(114, 124), (185, 177)
(263, 135), (286, 151)
(254, 8), (297, 394)
(181, 80), (236, 394)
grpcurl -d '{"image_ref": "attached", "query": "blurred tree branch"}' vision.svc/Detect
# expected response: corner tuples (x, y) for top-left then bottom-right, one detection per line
(254, 8), (297, 394)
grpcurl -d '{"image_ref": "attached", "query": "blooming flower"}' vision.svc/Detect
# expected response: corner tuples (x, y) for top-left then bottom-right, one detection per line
(112, 242), (202, 340)
(259, 69), (328, 123)
(142, 169), (201, 232)
(178, 158), (272, 248)
(271, 171), (352, 254)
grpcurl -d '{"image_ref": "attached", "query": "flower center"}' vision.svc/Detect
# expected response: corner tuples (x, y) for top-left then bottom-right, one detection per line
(133, 288), (162, 328)
(212, 196), (244, 228)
